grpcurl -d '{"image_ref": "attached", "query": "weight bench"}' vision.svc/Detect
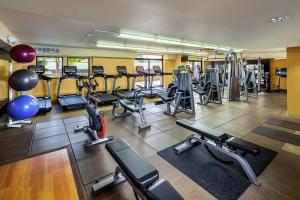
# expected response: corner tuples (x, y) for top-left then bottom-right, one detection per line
(175, 119), (261, 186)
(112, 88), (150, 130)
(92, 139), (184, 200)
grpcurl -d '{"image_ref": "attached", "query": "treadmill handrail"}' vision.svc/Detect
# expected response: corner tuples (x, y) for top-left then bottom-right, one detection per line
(57, 74), (83, 98)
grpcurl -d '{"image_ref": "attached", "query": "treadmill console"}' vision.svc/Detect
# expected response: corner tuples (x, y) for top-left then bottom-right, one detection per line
(153, 65), (162, 73)
(63, 66), (77, 76)
(135, 66), (145, 74)
(117, 66), (128, 75)
(28, 65), (45, 75)
(92, 66), (104, 75)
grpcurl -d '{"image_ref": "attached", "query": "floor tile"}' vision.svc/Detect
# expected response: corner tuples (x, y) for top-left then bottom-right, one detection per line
(259, 151), (300, 199)
(242, 132), (285, 151)
(77, 152), (117, 184)
(144, 132), (179, 151)
(151, 118), (177, 131)
(164, 126), (194, 141)
(282, 143), (300, 156)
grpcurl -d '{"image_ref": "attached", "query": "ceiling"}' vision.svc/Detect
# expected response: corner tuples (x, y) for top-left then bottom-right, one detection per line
(0, 0), (300, 52)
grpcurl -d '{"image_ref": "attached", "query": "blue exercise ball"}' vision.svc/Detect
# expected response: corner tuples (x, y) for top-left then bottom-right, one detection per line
(7, 95), (39, 120)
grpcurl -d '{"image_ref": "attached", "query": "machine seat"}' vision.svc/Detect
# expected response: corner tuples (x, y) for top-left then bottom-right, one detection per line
(106, 139), (159, 189)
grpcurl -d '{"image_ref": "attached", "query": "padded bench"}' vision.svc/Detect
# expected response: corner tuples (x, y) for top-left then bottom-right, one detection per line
(176, 119), (259, 155)
(105, 139), (184, 200)
(176, 119), (228, 144)
(175, 118), (262, 186)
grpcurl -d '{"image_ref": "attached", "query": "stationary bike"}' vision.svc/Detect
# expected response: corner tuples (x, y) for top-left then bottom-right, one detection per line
(74, 76), (113, 147)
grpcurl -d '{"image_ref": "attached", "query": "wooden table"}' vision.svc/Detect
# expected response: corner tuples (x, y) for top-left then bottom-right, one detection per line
(0, 149), (79, 200)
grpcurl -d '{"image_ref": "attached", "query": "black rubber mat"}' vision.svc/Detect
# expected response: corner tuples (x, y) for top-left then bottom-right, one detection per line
(266, 118), (300, 131)
(158, 140), (277, 200)
(253, 126), (300, 146)
(0, 125), (34, 164)
(31, 134), (70, 155)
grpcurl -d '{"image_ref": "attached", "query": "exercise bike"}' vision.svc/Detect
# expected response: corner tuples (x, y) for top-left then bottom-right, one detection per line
(74, 76), (113, 147)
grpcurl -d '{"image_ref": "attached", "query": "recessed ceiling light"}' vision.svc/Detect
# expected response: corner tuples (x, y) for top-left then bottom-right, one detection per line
(267, 16), (289, 23)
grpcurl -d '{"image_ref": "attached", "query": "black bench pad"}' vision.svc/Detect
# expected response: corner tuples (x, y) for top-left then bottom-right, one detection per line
(147, 180), (184, 200)
(176, 119), (228, 144)
(119, 99), (139, 112)
(226, 137), (260, 156)
(106, 139), (159, 189)
(156, 93), (173, 102)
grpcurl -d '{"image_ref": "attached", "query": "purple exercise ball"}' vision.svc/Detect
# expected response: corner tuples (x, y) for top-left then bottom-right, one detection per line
(10, 44), (36, 63)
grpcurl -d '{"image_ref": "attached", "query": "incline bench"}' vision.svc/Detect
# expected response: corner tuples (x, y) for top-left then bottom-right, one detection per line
(92, 138), (184, 200)
(175, 119), (261, 186)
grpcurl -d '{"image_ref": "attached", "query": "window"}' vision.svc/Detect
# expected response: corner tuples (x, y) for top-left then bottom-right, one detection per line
(134, 55), (163, 88)
(36, 56), (63, 75)
(67, 57), (89, 75)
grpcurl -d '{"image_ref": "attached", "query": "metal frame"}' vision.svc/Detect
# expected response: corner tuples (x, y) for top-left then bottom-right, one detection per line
(112, 93), (150, 130)
(175, 134), (261, 186)
(7, 61), (32, 128)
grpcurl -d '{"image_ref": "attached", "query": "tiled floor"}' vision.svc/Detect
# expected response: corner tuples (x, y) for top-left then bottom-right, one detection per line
(1, 91), (300, 200)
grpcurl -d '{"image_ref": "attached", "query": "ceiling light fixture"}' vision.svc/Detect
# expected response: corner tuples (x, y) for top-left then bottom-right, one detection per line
(267, 16), (289, 23)
(117, 33), (155, 42)
(96, 42), (208, 56)
(117, 33), (241, 52)
(155, 38), (181, 45)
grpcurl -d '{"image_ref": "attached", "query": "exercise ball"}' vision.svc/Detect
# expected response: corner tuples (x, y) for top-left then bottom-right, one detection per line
(7, 95), (39, 120)
(8, 69), (39, 91)
(10, 44), (36, 63)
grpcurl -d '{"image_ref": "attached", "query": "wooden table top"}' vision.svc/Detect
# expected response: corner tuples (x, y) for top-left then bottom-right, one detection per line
(0, 149), (79, 200)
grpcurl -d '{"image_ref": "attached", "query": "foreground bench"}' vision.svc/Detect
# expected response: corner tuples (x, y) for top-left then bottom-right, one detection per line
(92, 138), (184, 200)
(175, 119), (261, 186)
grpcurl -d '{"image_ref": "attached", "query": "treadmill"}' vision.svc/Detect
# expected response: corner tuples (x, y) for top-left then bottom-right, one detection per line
(113, 66), (142, 99)
(152, 65), (173, 93)
(135, 66), (158, 98)
(57, 66), (87, 111)
(89, 66), (118, 105)
(28, 65), (52, 115)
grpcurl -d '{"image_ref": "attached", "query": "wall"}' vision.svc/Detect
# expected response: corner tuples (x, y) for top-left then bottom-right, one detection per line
(269, 59), (287, 91)
(0, 59), (9, 99)
(0, 20), (16, 43)
(287, 47), (300, 115)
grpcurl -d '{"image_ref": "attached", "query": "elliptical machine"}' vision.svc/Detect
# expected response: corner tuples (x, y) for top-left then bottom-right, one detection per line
(74, 77), (113, 147)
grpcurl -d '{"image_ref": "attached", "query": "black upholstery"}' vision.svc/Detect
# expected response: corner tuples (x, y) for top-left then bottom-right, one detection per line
(119, 99), (140, 112)
(106, 139), (159, 189)
(146, 180), (184, 200)
(193, 82), (212, 95)
(226, 137), (260, 156)
(176, 119), (228, 144)
(156, 86), (177, 102)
